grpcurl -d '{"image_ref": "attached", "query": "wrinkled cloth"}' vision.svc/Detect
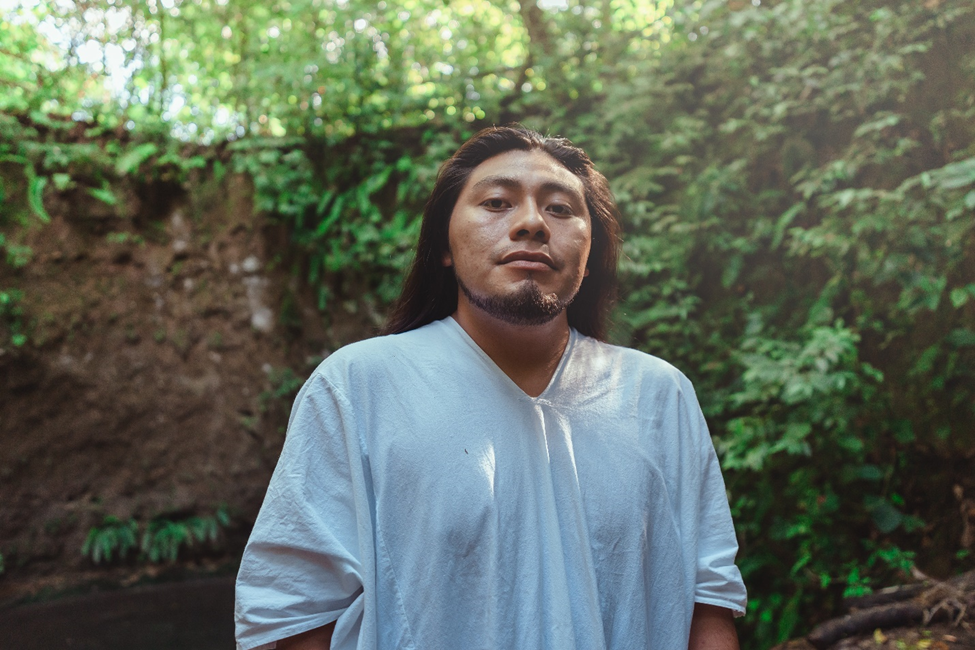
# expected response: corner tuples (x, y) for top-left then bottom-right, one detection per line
(235, 317), (746, 650)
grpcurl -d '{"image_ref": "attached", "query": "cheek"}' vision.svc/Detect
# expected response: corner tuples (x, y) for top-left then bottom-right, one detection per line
(452, 218), (499, 257)
(444, 217), (465, 265)
(574, 225), (593, 267)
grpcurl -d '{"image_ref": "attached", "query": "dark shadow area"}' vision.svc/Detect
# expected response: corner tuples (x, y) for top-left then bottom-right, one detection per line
(0, 576), (235, 649)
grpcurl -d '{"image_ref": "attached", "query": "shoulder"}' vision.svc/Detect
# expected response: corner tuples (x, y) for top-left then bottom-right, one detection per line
(571, 332), (696, 393)
(309, 319), (453, 385)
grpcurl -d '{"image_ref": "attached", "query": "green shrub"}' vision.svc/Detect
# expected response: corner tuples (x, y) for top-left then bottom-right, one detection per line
(81, 508), (230, 565)
(81, 516), (138, 565)
(140, 507), (231, 564)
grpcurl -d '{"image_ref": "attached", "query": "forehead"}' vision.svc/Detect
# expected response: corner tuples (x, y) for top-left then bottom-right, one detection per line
(463, 149), (586, 196)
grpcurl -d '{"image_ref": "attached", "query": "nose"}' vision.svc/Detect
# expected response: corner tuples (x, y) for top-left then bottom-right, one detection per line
(509, 200), (550, 243)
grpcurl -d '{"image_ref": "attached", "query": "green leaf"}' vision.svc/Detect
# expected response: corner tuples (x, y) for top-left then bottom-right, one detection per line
(27, 175), (50, 222)
(182, 155), (207, 170)
(853, 113), (901, 138)
(776, 589), (802, 641)
(315, 195), (345, 237)
(867, 498), (903, 534)
(856, 465), (884, 481)
(52, 173), (72, 191)
(909, 344), (939, 375)
(88, 186), (118, 206)
(115, 143), (159, 175)
(772, 203), (804, 248)
(721, 254), (743, 288)
(950, 285), (975, 308)
(215, 506), (230, 527)
(315, 189), (336, 216)
(946, 328), (975, 348)
(892, 420), (915, 444)
(933, 157), (975, 190)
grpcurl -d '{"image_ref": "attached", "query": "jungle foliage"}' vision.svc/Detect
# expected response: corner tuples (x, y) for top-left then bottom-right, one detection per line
(81, 508), (231, 565)
(2, 0), (974, 645)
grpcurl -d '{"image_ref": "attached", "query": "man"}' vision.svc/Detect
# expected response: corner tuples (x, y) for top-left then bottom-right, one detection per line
(235, 125), (747, 650)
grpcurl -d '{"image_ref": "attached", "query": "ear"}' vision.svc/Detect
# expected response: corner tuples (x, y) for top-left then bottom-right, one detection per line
(584, 267), (590, 277)
(443, 251), (453, 267)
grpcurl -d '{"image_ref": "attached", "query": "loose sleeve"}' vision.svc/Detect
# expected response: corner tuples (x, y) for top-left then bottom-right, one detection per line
(235, 372), (372, 650)
(682, 376), (748, 617)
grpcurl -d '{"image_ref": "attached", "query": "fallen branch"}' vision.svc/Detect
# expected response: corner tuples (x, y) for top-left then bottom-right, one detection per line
(807, 570), (975, 649)
(807, 602), (948, 649)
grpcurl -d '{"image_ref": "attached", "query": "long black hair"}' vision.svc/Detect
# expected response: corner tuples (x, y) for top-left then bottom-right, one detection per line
(382, 125), (622, 340)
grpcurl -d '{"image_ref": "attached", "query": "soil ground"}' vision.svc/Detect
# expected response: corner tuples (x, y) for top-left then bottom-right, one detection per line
(834, 625), (975, 649)
(775, 624), (975, 650)
(0, 174), (374, 605)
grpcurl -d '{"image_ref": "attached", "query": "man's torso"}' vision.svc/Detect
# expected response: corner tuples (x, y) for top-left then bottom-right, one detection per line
(236, 317), (745, 650)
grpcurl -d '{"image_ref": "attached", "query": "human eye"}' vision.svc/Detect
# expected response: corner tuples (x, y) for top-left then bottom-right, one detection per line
(547, 203), (574, 217)
(481, 198), (509, 210)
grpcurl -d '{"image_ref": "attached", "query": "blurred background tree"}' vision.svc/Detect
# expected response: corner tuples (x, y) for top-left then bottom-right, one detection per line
(2, 0), (974, 646)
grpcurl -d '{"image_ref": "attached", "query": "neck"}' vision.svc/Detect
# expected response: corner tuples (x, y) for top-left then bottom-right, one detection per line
(452, 300), (571, 398)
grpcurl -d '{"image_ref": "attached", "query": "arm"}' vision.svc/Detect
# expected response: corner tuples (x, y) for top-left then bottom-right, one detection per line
(677, 377), (747, 647)
(235, 374), (366, 650)
(277, 622), (335, 650)
(688, 603), (739, 650)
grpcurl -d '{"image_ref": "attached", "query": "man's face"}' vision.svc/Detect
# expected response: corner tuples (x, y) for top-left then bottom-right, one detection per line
(444, 149), (592, 326)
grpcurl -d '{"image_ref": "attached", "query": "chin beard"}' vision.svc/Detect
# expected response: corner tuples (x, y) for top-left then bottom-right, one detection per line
(457, 276), (575, 326)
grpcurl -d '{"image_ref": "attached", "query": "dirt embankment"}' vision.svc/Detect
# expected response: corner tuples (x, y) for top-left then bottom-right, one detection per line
(0, 171), (373, 602)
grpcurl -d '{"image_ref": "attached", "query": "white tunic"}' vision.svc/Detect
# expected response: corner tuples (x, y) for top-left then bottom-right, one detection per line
(235, 317), (746, 650)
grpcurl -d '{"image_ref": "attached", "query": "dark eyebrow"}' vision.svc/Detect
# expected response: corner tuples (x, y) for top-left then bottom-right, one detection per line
(469, 174), (585, 204)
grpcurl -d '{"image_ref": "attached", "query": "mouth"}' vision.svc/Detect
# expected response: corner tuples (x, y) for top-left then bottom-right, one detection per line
(499, 250), (556, 271)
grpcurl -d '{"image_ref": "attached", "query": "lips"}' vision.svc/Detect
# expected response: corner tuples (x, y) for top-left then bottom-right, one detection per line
(499, 250), (556, 270)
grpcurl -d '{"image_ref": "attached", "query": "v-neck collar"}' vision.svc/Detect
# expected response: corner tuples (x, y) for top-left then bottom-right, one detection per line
(443, 316), (576, 403)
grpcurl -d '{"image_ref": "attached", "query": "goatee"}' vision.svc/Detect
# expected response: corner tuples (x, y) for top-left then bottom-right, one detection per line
(457, 277), (574, 326)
